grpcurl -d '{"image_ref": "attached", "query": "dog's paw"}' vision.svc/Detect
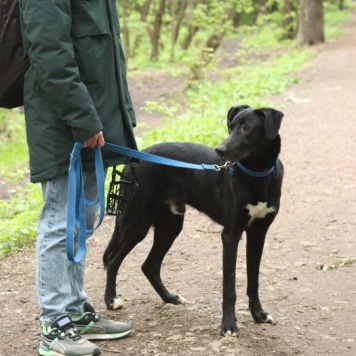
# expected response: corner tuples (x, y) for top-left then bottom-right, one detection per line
(108, 297), (124, 310)
(165, 294), (186, 305)
(176, 294), (186, 304)
(222, 330), (238, 338)
(220, 318), (239, 337)
(262, 313), (276, 325)
(252, 309), (276, 325)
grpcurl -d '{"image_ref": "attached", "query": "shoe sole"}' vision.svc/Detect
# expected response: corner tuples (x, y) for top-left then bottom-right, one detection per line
(81, 328), (132, 340)
(39, 343), (101, 356)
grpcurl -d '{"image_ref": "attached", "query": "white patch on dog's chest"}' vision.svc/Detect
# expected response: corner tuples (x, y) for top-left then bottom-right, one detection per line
(246, 202), (275, 226)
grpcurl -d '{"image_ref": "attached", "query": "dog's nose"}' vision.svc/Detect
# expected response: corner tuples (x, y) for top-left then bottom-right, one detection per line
(215, 147), (225, 158)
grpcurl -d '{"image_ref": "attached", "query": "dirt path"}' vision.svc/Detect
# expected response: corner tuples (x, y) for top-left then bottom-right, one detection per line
(1, 16), (356, 356)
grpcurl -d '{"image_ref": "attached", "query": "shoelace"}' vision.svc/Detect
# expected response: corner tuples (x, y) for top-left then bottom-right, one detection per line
(66, 328), (82, 341)
(49, 327), (81, 341)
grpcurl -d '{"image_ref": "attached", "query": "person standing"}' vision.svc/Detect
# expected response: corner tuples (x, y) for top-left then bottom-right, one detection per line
(19, 0), (137, 355)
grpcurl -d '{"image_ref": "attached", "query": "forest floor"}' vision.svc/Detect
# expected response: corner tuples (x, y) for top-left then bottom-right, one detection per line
(1, 15), (356, 356)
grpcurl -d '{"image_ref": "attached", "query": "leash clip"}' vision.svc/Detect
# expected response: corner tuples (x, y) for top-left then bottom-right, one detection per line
(213, 161), (232, 171)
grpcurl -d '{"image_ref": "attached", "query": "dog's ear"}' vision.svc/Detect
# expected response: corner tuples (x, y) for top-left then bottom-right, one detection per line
(227, 105), (250, 128)
(257, 108), (284, 140)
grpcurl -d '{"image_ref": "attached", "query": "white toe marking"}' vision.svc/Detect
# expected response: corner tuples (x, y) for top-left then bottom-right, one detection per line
(264, 314), (275, 324)
(177, 295), (186, 304)
(112, 298), (124, 310)
(223, 330), (238, 337)
(246, 201), (275, 226)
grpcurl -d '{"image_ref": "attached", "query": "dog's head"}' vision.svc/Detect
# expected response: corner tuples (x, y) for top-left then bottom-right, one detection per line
(215, 105), (284, 162)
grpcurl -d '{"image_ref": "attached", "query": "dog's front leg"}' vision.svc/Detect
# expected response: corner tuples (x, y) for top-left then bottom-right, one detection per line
(246, 222), (275, 324)
(220, 226), (243, 337)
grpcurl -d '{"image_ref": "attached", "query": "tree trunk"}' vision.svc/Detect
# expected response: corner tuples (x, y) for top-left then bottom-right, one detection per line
(205, 33), (223, 53)
(136, 0), (153, 20)
(182, 25), (199, 50)
(150, 0), (167, 61)
(298, 0), (324, 45)
(232, 11), (242, 31)
(181, 0), (199, 51)
(282, 0), (296, 39)
(169, 0), (188, 62)
(254, 0), (267, 22)
(131, 0), (153, 58)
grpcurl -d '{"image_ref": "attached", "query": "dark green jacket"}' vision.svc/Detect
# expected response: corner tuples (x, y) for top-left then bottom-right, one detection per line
(20, 0), (137, 183)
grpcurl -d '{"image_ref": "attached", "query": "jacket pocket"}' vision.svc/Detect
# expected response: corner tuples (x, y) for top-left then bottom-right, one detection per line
(71, 0), (110, 37)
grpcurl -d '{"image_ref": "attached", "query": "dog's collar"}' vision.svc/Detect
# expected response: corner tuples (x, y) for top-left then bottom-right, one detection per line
(229, 161), (276, 178)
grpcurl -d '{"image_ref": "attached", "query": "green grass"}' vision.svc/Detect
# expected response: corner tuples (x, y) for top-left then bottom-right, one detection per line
(324, 2), (354, 40)
(0, 183), (40, 258)
(0, 109), (28, 168)
(0, 108), (41, 258)
(317, 257), (356, 271)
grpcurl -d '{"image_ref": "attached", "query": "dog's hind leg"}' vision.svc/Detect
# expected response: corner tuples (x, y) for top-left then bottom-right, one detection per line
(246, 221), (275, 324)
(104, 216), (152, 310)
(141, 206), (186, 305)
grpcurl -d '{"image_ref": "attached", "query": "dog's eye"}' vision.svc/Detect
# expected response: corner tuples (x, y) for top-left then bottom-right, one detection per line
(240, 124), (250, 133)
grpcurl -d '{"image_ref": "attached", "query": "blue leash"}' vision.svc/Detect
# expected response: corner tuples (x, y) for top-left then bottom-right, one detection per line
(103, 143), (222, 170)
(66, 142), (105, 263)
(66, 142), (225, 263)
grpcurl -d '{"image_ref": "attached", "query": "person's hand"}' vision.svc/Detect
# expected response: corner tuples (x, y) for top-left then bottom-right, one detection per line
(83, 131), (105, 148)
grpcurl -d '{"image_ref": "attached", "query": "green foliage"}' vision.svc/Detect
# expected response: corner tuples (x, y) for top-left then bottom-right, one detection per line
(121, 0), (353, 71)
(140, 44), (314, 148)
(119, 0), (259, 70)
(0, 109), (28, 168)
(324, 2), (353, 40)
(0, 109), (41, 258)
(232, 0), (254, 14)
(0, 180), (41, 258)
(234, 23), (292, 62)
(191, 1), (229, 32)
(317, 256), (356, 271)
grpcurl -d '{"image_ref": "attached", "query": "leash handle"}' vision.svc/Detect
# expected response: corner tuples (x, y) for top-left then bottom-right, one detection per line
(66, 142), (105, 263)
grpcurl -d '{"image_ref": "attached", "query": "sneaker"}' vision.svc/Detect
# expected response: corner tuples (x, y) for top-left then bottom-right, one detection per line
(39, 314), (101, 356)
(72, 312), (132, 340)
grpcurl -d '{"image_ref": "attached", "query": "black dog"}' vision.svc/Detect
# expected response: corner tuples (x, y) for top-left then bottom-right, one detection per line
(103, 105), (284, 336)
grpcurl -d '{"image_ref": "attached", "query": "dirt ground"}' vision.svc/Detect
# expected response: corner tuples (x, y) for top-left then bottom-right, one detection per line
(1, 15), (356, 356)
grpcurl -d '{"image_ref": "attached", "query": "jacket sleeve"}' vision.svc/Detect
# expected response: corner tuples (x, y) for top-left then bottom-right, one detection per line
(20, 0), (103, 141)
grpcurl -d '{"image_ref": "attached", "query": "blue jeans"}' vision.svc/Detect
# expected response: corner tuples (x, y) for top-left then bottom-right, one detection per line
(36, 171), (99, 322)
